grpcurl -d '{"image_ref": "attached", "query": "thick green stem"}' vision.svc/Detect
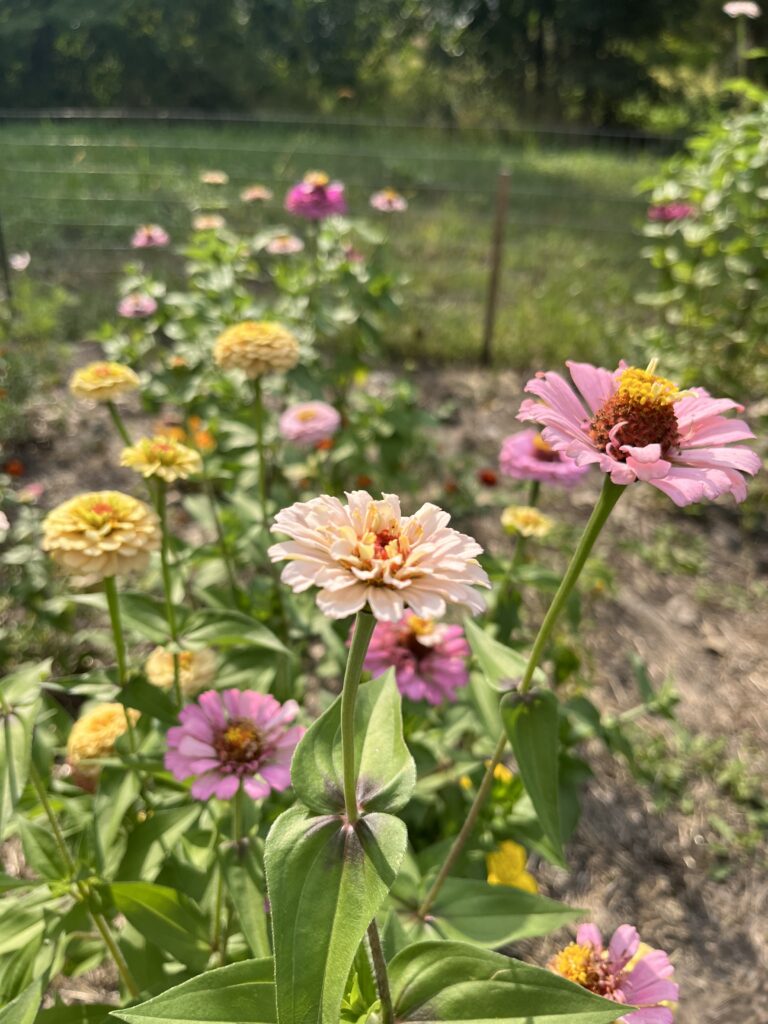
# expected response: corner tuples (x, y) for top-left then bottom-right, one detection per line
(418, 477), (624, 917)
(233, 784), (244, 844)
(155, 481), (183, 708)
(251, 377), (269, 527)
(367, 920), (394, 1024)
(341, 610), (376, 823)
(28, 764), (139, 997)
(103, 576), (139, 756)
(106, 401), (132, 446)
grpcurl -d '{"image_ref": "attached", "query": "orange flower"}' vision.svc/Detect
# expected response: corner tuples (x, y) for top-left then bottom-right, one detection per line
(3, 459), (24, 477)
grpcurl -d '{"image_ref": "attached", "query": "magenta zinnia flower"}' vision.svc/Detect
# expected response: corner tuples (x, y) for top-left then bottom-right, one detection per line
(279, 401), (341, 446)
(269, 491), (491, 621)
(500, 429), (589, 487)
(517, 360), (760, 506)
(549, 923), (678, 1024)
(284, 171), (347, 220)
(117, 293), (158, 319)
(131, 224), (170, 248)
(362, 614), (469, 705)
(165, 689), (304, 800)
(647, 203), (695, 222)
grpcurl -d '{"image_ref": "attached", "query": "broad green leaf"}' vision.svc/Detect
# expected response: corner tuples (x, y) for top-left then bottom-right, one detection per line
(17, 819), (69, 881)
(501, 690), (565, 867)
(265, 803), (407, 1024)
(111, 958), (276, 1024)
(120, 679), (178, 725)
(118, 805), (201, 882)
(0, 662), (50, 705)
(219, 843), (270, 958)
(0, 979), (42, 1024)
(37, 1007), (113, 1024)
(428, 877), (580, 946)
(0, 874), (44, 893)
(95, 767), (141, 856)
(390, 941), (628, 1023)
(183, 611), (287, 654)
(465, 620), (545, 692)
(106, 882), (209, 971)
(0, 899), (49, 957)
(291, 671), (415, 815)
(73, 594), (172, 644)
(0, 691), (42, 840)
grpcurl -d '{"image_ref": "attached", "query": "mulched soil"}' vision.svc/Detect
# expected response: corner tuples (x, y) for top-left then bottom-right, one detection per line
(6, 354), (768, 1023)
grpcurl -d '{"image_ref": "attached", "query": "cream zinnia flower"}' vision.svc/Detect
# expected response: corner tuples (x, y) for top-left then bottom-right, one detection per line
(67, 702), (140, 780)
(269, 491), (491, 621)
(145, 646), (217, 696)
(214, 321), (300, 379)
(42, 491), (160, 580)
(500, 505), (554, 538)
(69, 362), (140, 403)
(121, 436), (202, 482)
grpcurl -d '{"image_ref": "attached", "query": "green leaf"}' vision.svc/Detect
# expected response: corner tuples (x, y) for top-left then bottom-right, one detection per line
(390, 941), (628, 1023)
(428, 878), (581, 946)
(0, 979), (42, 1024)
(0, 689), (42, 840)
(501, 690), (565, 867)
(36, 1006), (113, 1024)
(118, 805), (201, 883)
(120, 679), (178, 726)
(219, 843), (270, 959)
(95, 767), (141, 856)
(17, 819), (69, 881)
(111, 959), (276, 1024)
(465, 620), (545, 692)
(183, 611), (287, 654)
(265, 803), (407, 1024)
(73, 594), (172, 644)
(291, 671), (415, 815)
(106, 882), (209, 971)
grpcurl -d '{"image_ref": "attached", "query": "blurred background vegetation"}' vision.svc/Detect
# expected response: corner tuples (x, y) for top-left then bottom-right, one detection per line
(1, 0), (766, 133)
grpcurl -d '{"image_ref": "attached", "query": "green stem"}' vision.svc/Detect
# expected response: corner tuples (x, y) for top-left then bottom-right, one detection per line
(418, 477), (624, 917)
(155, 481), (182, 708)
(233, 784), (244, 844)
(106, 401), (132, 446)
(367, 920), (394, 1024)
(103, 576), (139, 755)
(251, 377), (269, 527)
(341, 610), (376, 823)
(508, 479), (542, 575)
(28, 764), (139, 997)
(200, 460), (242, 609)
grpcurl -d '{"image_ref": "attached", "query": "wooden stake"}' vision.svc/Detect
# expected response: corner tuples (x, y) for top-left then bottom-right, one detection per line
(480, 169), (510, 366)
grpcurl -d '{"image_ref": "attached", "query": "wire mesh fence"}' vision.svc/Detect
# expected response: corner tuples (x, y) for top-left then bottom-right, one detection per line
(0, 111), (673, 363)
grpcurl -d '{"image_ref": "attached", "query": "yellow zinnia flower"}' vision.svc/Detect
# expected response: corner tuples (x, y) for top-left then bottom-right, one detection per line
(42, 491), (160, 581)
(69, 362), (140, 403)
(67, 702), (140, 787)
(486, 840), (538, 893)
(145, 646), (217, 696)
(121, 436), (202, 483)
(500, 505), (554, 539)
(214, 321), (300, 379)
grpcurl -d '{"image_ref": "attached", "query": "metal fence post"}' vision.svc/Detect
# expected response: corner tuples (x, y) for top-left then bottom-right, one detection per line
(480, 168), (510, 366)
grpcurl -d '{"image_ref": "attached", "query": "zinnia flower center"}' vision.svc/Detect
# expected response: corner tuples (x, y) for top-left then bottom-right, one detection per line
(296, 409), (318, 422)
(214, 719), (263, 764)
(304, 171), (329, 189)
(589, 365), (682, 459)
(549, 943), (622, 1000)
(532, 434), (560, 461)
(84, 501), (118, 526)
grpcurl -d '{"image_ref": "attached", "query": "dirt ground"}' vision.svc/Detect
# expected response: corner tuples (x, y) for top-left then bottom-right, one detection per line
(8, 356), (768, 1023)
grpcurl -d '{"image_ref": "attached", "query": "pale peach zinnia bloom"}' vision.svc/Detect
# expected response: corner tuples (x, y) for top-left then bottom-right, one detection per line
(269, 491), (491, 621)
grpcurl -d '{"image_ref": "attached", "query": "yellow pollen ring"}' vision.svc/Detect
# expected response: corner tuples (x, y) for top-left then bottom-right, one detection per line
(550, 943), (597, 987)
(617, 366), (681, 407)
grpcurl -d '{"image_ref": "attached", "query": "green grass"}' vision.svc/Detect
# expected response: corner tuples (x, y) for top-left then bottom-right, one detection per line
(0, 118), (664, 369)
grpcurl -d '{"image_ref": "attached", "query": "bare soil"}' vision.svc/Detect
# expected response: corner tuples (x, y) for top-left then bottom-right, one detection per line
(8, 357), (768, 1023)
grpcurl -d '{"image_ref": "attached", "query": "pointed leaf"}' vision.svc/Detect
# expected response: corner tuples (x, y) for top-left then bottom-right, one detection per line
(465, 620), (545, 692)
(0, 979), (42, 1024)
(390, 941), (629, 1023)
(17, 819), (69, 881)
(291, 671), (415, 815)
(501, 690), (565, 867)
(106, 882), (209, 971)
(0, 692), (41, 840)
(219, 843), (270, 959)
(37, 1007), (113, 1024)
(265, 803), (407, 1024)
(111, 959), (276, 1024)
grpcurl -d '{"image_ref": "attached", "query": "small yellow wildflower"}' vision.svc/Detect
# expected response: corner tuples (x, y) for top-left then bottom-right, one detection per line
(145, 646), (217, 697)
(121, 436), (202, 483)
(486, 840), (538, 893)
(500, 505), (554, 539)
(67, 702), (140, 786)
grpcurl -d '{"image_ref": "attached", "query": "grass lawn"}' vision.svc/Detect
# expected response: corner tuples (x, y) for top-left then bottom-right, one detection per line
(0, 117), (665, 369)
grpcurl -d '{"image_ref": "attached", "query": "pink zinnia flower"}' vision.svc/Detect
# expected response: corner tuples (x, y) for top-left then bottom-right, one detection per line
(193, 214), (225, 232)
(241, 184), (274, 203)
(499, 429), (589, 487)
(0, 511), (9, 532)
(265, 233), (305, 255)
(279, 401), (341, 446)
(362, 614), (469, 705)
(723, 1), (761, 16)
(131, 224), (170, 248)
(647, 203), (695, 222)
(200, 170), (229, 185)
(9, 251), (31, 271)
(284, 171), (347, 220)
(117, 293), (158, 319)
(549, 923), (678, 1024)
(165, 689), (304, 801)
(517, 360), (760, 506)
(370, 188), (408, 213)
(269, 491), (491, 621)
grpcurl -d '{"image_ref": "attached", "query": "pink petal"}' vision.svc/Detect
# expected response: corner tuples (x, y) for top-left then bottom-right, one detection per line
(213, 774), (241, 800)
(622, 1010), (674, 1024)
(609, 925), (640, 969)
(243, 777), (271, 800)
(576, 923), (603, 951)
(567, 360), (617, 413)
(190, 772), (226, 800)
(259, 763), (292, 790)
